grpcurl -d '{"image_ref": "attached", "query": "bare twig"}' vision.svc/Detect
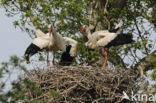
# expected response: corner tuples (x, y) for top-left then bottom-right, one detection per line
(103, 16), (110, 30)
(19, 66), (138, 102)
(104, 0), (108, 14)
(134, 18), (149, 55)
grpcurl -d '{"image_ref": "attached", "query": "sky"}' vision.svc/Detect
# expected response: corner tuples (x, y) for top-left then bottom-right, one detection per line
(0, 8), (33, 91)
(0, 8), (32, 64)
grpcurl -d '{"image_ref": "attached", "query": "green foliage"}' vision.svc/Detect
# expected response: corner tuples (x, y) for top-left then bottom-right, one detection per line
(0, 55), (27, 102)
(151, 84), (156, 89)
(0, 0), (89, 36)
(151, 69), (156, 81)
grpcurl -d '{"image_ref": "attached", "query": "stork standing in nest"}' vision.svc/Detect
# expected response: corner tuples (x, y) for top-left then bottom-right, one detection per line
(80, 22), (134, 70)
(24, 24), (78, 68)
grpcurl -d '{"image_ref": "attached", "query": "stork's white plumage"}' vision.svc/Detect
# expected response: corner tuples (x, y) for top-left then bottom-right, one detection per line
(80, 22), (133, 70)
(48, 24), (78, 57)
(24, 24), (78, 68)
(80, 22), (123, 49)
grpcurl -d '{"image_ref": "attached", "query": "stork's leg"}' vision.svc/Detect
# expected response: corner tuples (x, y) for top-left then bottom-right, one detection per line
(52, 52), (55, 67)
(102, 48), (109, 70)
(47, 52), (50, 69)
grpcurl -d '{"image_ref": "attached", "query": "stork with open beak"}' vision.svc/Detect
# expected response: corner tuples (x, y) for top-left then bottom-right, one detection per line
(80, 22), (134, 69)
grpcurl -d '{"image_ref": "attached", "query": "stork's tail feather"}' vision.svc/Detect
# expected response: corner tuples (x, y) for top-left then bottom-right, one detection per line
(105, 34), (134, 48)
(59, 45), (74, 66)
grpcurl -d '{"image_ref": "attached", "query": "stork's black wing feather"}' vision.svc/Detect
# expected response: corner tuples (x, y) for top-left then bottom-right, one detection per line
(24, 43), (43, 62)
(105, 34), (134, 48)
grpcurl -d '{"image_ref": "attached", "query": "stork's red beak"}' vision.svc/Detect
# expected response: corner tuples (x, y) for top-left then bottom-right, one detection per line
(49, 26), (52, 38)
(80, 27), (86, 33)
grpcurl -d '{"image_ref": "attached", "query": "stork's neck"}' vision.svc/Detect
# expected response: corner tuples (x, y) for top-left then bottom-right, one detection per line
(50, 27), (56, 36)
(86, 27), (92, 39)
(49, 27), (55, 45)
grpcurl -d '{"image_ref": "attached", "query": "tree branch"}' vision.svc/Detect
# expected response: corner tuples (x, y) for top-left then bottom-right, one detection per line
(104, 0), (108, 14)
(134, 18), (149, 55)
(135, 50), (156, 72)
(103, 16), (110, 30)
(18, 1), (38, 29)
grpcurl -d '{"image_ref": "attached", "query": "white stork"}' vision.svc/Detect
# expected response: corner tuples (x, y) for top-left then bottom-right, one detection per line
(24, 24), (78, 68)
(80, 22), (134, 70)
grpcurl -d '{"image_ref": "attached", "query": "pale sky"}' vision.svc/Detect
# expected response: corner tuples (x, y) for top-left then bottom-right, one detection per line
(0, 8), (32, 64)
(0, 8), (33, 91)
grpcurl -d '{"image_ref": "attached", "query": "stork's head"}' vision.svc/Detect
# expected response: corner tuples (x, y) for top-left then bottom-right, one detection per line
(48, 24), (52, 28)
(115, 22), (123, 29)
(48, 23), (55, 38)
(80, 25), (87, 33)
(80, 25), (90, 37)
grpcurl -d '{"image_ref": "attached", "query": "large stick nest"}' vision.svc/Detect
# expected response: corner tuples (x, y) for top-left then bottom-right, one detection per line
(20, 66), (138, 103)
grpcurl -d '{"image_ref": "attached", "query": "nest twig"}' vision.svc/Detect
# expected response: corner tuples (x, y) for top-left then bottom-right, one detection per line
(20, 66), (138, 103)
